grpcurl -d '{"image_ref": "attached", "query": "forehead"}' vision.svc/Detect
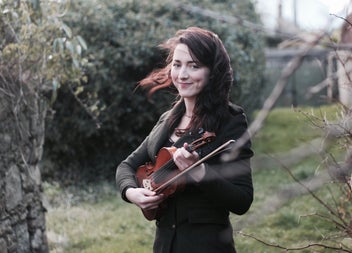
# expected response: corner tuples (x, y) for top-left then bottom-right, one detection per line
(173, 44), (193, 61)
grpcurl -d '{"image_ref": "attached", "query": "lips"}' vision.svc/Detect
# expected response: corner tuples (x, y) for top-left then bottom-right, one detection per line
(178, 82), (192, 87)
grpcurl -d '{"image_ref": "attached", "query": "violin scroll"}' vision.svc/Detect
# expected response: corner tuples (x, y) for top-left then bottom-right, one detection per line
(186, 131), (216, 152)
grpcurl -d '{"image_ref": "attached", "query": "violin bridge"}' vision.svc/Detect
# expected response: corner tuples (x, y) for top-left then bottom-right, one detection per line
(142, 179), (153, 190)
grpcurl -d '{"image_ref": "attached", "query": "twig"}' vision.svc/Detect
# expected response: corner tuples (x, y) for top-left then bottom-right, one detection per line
(68, 84), (101, 129)
(330, 13), (352, 27)
(238, 231), (352, 252)
(275, 152), (351, 232)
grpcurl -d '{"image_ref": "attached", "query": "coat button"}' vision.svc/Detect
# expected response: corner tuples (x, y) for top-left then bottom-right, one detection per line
(172, 224), (176, 229)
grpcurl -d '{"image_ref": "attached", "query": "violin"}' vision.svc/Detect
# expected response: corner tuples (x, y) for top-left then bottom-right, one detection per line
(135, 131), (216, 220)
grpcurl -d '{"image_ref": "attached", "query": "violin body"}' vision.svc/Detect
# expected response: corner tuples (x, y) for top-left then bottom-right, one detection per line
(136, 147), (186, 220)
(136, 131), (216, 220)
(136, 147), (185, 197)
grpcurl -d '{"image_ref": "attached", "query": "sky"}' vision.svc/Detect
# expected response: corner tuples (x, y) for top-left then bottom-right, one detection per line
(255, 0), (352, 31)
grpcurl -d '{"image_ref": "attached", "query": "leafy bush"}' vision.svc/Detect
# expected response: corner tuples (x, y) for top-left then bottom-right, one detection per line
(43, 0), (265, 181)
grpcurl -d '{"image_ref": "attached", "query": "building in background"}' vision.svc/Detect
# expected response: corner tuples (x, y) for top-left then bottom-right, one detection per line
(254, 0), (352, 109)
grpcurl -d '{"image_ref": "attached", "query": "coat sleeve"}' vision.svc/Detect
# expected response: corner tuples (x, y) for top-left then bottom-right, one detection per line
(115, 136), (150, 202)
(115, 111), (169, 202)
(196, 108), (254, 215)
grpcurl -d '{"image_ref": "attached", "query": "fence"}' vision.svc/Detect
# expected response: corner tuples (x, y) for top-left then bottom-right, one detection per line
(263, 48), (336, 108)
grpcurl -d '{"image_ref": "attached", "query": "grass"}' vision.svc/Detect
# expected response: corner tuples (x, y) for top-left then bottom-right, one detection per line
(45, 104), (351, 253)
(45, 182), (155, 253)
(236, 184), (345, 253)
(253, 105), (340, 153)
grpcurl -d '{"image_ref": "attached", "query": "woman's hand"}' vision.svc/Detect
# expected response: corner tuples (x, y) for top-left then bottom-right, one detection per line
(125, 188), (165, 210)
(173, 143), (206, 182)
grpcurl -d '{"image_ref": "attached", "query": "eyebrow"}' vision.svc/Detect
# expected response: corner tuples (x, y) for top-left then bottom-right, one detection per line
(173, 59), (197, 64)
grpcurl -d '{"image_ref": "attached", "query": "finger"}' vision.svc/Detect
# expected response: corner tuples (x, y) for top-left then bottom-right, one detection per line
(173, 148), (186, 161)
(174, 157), (186, 171)
(192, 150), (199, 159)
(144, 195), (165, 209)
(180, 147), (193, 159)
(183, 142), (194, 154)
(139, 188), (157, 196)
(144, 191), (165, 201)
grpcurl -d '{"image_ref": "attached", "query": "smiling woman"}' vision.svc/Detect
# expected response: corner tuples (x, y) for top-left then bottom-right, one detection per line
(116, 27), (254, 253)
(171, 44), (210, 102)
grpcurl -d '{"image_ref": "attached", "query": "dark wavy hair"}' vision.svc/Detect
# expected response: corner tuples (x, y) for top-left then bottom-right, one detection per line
(139, 27), (233, 133)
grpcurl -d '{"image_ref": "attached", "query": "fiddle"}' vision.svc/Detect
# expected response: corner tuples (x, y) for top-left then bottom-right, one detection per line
(135, 131), (216, 220)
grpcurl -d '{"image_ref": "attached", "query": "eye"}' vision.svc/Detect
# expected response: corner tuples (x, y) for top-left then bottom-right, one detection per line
(172, 62), (181, 68)
(191, 64), (200, 69)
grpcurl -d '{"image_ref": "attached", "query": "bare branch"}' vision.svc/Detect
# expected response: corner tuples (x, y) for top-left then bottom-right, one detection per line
(238, 231), (352, 252)
(330, 13), (352, 27)
(223, 32), (327, 162)
(67, 85), (101, 129)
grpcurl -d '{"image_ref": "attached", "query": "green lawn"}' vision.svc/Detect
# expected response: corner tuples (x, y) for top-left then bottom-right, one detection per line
(45, 182), (155, 253)
(45, 105), (352, 253)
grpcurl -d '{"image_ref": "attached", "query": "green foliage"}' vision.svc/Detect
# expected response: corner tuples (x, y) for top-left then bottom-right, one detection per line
(43, 0), (265, 181)
(0, 0), (87, 99)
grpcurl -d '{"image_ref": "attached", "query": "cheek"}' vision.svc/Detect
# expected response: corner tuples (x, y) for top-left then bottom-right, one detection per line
(196, 73), (210, 86)
(170, 69), (177, 82)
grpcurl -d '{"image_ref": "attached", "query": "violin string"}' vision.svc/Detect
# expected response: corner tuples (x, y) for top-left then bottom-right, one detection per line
(153, 160), (176, 180)
(150, 136), (212, 184)
(152, 159), (177, 183)
(151, 144), (201, 183)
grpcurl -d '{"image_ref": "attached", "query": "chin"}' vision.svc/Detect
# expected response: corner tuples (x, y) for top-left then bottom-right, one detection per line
(180, 94), (197, 99)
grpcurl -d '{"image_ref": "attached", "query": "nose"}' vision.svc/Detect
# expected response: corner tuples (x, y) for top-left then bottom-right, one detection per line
(179, 66), (189, 80)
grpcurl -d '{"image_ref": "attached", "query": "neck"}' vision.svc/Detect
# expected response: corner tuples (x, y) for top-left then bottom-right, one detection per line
(183, 97), (195, 117)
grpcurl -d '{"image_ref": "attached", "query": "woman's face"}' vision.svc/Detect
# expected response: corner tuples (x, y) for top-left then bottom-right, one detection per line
(171, 43), (210, 100)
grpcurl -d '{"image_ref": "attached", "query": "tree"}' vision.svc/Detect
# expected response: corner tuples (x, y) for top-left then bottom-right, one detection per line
(0, 1), (86, 251)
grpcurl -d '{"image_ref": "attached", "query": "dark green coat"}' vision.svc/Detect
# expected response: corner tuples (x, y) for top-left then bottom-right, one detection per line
(116, 104), (253, 253)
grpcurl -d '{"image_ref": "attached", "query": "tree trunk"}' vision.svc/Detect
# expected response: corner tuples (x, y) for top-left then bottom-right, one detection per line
(0, 83), (49, 253)
(336, 50), (352, 109)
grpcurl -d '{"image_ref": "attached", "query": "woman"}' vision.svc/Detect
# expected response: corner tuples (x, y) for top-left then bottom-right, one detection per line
(116, 27), (253, 253)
